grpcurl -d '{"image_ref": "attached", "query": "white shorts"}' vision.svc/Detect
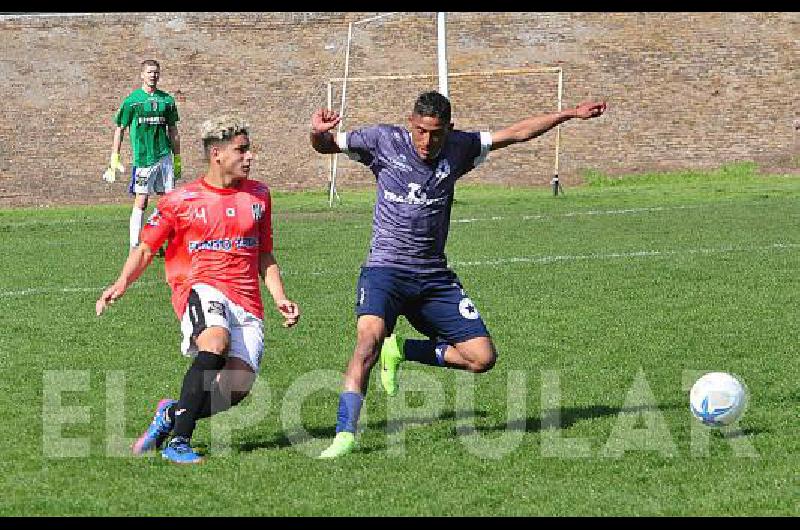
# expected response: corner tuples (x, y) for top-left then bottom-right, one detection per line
(180, 283), (265, 373)
(129, 154), (174, 196)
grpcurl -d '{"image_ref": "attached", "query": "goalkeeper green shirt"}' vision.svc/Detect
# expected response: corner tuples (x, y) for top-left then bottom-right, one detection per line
(114, 88), (179, 168)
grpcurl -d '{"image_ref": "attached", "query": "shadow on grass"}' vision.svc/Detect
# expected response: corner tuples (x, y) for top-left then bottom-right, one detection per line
(234, 410), (489, 453)
(234, 404), (694, 453)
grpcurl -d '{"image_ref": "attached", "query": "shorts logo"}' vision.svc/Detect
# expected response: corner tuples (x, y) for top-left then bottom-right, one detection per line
(146, 208), (161, 227)
(458, 297), (480, 320)
(358, 287), (366, 306)
(207, 301), (226, 318)
(136, 173), (148, 186)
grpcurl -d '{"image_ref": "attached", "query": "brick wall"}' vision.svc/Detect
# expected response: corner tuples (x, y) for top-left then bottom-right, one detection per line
(0, 12), (797, 206)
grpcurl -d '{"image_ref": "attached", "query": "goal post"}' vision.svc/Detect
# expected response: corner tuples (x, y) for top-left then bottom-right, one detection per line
(325, 67), (564, 203)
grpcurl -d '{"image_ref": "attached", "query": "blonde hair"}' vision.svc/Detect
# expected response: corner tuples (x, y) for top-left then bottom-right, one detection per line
(201, 115), (250, 159)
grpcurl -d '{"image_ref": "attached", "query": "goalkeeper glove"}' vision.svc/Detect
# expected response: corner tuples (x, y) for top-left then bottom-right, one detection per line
(102, 153), (125, 183)
(173, 154), (182, 180)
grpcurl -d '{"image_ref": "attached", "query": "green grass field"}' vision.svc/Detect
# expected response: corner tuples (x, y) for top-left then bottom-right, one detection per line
(1, 163), (798, 516)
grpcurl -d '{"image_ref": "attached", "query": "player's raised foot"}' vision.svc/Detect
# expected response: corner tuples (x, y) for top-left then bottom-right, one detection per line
(161, 436), (204, 465)
(380, 333), (404, 396)
(318, 431), (356, 459)
(132, 398), (176, 455)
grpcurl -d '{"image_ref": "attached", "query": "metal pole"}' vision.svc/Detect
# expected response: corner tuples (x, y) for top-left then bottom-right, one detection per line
(327, 81), (334, 199)
(330, 21), (353, 207)
(437, 12), (449, 98)
(552, 67), (564, 196)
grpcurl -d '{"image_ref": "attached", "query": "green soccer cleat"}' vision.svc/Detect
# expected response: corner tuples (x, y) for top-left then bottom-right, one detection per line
(380, 334), (404, 396)
(318, 431), (356, 459)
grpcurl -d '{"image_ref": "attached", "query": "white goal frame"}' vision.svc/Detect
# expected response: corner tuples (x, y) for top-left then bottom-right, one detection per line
(325, 67), (564, 205)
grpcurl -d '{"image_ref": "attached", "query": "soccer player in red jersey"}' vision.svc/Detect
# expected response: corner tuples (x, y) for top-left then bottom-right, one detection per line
(96, 115), (300, 464)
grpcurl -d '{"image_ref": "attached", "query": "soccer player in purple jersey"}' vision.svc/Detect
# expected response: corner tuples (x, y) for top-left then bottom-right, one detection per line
(310, 91), (606, 457)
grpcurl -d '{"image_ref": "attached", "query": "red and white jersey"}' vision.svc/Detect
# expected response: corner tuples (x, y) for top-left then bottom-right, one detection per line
(140, 176), (273, 319)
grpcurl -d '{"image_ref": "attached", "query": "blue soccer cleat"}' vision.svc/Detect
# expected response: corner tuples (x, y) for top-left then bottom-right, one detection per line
(161, 436), (204, 464)
(132, 398), (176, 455)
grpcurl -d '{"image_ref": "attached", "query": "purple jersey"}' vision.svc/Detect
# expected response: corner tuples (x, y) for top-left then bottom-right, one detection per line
(337, 124), (491, 272)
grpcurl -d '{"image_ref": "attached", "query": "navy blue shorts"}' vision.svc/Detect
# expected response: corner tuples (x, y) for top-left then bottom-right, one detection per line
(355, 266), (490, 344)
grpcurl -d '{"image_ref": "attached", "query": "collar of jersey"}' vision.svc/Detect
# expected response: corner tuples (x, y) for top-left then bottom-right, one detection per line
(200, 177), (242, 194)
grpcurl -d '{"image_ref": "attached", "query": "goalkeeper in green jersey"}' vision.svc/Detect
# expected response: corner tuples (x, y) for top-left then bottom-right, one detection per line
(104, 59), (182, 253)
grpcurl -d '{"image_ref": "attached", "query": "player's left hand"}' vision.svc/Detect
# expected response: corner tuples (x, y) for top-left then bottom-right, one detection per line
(276, 299), (300, 328)
(575, 100), (607, 119)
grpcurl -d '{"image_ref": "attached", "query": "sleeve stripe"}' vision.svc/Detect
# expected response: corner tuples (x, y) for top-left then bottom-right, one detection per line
(335, 132), (348, 151)
(473, 131), (492, 167)
(336, 131), (361, 161)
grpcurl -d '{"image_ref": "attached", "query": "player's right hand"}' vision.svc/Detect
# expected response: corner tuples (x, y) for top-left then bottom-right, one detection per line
(96, 284), (124, 316)
(311, 108), (341, 134)
(109, 152), (125, 173)
(103, 153), (125, 183)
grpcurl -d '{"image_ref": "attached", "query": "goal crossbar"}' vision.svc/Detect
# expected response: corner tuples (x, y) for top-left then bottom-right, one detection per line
(329, 67), (562, 84)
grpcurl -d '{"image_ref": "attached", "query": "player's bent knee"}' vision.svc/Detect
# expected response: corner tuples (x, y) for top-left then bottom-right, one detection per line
(472, 353), (497, 373)
(195, 326), (230, 354)
(229, 390), (250, 407)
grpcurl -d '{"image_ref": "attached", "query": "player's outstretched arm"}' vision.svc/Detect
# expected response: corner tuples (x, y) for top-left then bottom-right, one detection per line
(259, 252), (300, 328)
(95, 243), (155, 316)
(490, 100), (607, 152)
(310, 108), (343, 155)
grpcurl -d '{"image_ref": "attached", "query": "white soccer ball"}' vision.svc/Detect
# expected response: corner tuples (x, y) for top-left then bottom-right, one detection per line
(689, 372), (747, 426)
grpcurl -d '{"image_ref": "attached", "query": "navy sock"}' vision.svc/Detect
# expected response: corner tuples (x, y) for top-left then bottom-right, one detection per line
(172, 351), (226, 439)
(335, 391), (364, 434)
(405, 338), (448, 367)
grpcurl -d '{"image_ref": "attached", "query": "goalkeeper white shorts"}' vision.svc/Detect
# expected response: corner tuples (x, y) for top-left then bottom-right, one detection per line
(129, 154), (174, 196)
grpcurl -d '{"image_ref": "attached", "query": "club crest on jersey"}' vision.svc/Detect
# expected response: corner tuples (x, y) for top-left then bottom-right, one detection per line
(252, 203), (264, 221)
(435, 159), (451, 182)
(149, 99), (158, 112)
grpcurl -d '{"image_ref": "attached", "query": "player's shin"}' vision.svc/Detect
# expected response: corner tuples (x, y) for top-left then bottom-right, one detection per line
(195, 382), (229, 419)
(318, 391), (362, 458)
(335, 391), (364, 434)
(129, 207), (145, 248)
(171, 351), (226, 440)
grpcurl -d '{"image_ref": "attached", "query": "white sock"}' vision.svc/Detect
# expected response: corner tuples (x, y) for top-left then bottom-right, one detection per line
(129, 207), (145, 248)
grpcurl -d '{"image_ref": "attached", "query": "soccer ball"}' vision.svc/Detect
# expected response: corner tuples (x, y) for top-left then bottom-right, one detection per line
(689, 372), (747, 426)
